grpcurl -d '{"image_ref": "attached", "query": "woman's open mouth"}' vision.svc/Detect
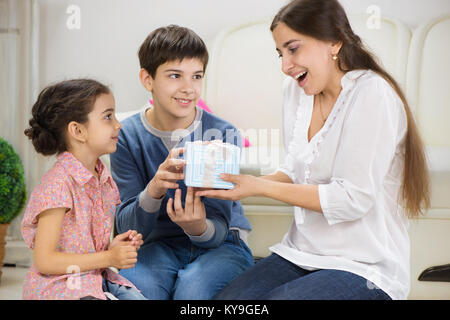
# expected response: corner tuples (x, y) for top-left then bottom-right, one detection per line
(294, 71), (308, 87)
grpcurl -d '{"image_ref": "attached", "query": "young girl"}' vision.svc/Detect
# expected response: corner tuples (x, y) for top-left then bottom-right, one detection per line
(22, 79), (146, 300)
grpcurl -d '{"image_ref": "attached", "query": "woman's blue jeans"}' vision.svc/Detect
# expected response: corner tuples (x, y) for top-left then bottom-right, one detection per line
(214, 253), (392, 300)
(119, 230), (254, 300)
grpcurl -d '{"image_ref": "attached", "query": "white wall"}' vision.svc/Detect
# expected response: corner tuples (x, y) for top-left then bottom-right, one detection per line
(37, 0), (450, 112)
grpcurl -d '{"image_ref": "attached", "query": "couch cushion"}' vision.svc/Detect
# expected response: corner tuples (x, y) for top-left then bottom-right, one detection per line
(429, 171), (450, 209)
(426, 146), (450, 172)
(203, 19), (285, 142)
(241, 196), (290, 207)
(348, 14), (411, 89)
(240, 145), (286, 176)
(407, 16), (450, 146)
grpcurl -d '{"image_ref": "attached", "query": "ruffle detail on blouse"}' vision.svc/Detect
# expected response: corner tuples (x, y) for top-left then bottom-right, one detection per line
(286, 70), (366, 225)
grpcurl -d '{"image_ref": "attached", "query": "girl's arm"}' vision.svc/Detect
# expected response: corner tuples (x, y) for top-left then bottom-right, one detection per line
(110, 133), (160, 241)
(33, 208), (137, 275)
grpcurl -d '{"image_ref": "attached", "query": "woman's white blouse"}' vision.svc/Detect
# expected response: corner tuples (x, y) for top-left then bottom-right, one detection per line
(271, 70), (410, 300)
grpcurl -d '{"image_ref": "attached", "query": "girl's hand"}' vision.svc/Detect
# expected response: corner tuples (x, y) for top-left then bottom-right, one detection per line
(109, 230), (132, 250)
(166, 187), (207, 236)
(147, 147), (186, 199)
(110, 230), (143, 251)
(108, 231), (138, 269)
(127, 230), (144, 251)
(108, 243), (138, 270)
(196, 173), (261, 201)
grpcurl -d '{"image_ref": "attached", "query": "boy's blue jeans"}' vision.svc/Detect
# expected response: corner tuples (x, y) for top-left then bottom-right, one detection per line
(119, 230), (254, 300)
(102, 278), (147, 300)
(214, 253), (392, 300)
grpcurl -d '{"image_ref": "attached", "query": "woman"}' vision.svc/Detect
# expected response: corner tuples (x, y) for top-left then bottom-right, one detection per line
(197, 0), (430, 300)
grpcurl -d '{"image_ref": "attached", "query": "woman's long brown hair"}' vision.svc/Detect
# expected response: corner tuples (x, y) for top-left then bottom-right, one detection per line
(271, 0), (430, 218)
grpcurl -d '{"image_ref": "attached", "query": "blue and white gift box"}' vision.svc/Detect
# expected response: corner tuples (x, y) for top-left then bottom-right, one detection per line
(184, 140), (240, 189)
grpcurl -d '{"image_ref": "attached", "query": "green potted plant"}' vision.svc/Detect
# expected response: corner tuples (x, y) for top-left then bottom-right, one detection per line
(0, 137), (26, 282)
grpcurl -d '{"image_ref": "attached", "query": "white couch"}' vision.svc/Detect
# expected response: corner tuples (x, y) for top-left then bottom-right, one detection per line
(111, 14), (450, 299)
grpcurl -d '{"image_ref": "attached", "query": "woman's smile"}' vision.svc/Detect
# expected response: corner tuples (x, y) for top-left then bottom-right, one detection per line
(295, 70), (308, 87)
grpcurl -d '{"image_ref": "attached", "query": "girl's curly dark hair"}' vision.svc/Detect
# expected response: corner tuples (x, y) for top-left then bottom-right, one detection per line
(24, 79), (110, 156)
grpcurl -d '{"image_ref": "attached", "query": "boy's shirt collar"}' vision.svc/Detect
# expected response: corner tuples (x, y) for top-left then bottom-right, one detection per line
(140, 105), (203, 137)
(140, 106), (204, 152)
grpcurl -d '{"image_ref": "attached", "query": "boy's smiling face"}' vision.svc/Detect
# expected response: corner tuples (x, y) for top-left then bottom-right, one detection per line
(146, 58), (204, 124)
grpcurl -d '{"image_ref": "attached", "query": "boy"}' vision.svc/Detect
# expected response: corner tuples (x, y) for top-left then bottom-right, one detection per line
(110, 25), (253, 300)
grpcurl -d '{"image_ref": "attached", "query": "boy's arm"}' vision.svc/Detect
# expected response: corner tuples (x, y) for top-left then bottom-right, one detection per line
(190, 198), (230, 248)
(110, 133), (161, 241)
(186, 126), (243, 248)
(167, 187), (230, 249)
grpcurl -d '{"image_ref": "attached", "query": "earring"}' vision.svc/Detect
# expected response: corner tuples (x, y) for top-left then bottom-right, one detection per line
(332, 54), (338, 61)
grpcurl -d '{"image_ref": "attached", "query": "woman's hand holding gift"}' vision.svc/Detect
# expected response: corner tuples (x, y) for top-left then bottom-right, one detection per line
(196, 173), (262, 201)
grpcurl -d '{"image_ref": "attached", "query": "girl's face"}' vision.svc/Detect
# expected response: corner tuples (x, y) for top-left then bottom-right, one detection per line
(84, 93), (122, 156)
(272, 22), (342, 95)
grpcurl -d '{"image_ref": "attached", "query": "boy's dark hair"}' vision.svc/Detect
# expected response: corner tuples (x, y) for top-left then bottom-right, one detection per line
(24, 79), (110, 156)
(138, 24), (209, 78)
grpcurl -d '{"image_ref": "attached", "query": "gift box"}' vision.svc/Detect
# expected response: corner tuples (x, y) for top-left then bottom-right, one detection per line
(184, 140), (240, 189)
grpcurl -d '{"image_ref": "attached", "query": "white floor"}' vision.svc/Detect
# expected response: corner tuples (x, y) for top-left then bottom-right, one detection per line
(0, 266), (28, 300)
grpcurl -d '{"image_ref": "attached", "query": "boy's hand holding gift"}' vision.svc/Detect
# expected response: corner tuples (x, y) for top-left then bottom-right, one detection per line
(167, 187), (207, 236)
(147, 147), (186, 199)
(165, 140), (242, 236)
(183, 140), (240, 189)
(184, 140), (260, 201)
